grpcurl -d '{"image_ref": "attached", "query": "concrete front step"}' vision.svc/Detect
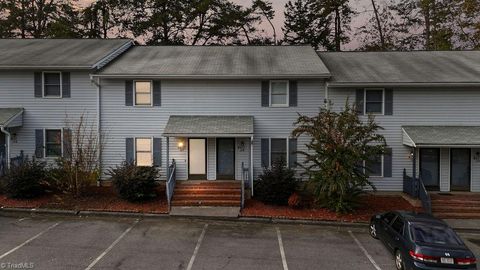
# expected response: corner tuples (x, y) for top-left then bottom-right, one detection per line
(174, 188), (241, 195)
(431, 201), (480, 207)
(170, 206), (240, 217)
(432, 206), (480, 213)
(173, 194), (241, 200)
(171, 200), (240, 207)
(434, 212), (480, 219)
(176, 182), (240, 187)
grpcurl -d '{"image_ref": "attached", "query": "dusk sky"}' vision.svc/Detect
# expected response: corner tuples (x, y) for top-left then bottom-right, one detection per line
(81, 0), (382, 48)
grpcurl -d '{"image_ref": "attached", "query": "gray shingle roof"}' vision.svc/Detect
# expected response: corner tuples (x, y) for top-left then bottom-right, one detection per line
(0, 108), (23, 127)
(403, 126), (480, 146)
(319, 51), (480, 86)
(0, 39), (132, 69)
(163, 116), (254, 137)
(98, 46), (330, 78)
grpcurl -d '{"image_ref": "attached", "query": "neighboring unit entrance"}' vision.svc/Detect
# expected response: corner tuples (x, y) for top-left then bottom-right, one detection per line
(216, 138), (235, 180)
(188, 138), (207, 180)
(0, 133), (5, 174)
(450, 148), (471, 191)
(420, 148), (440, 191)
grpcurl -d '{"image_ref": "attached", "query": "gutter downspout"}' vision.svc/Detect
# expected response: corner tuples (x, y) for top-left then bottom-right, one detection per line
(90, 75), (102, 186)
(250, 136), (254, 197)
(325, 81), (330, 110)
(1, 126), (11, 169)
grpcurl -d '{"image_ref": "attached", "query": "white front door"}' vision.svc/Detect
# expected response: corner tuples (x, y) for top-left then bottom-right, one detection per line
(189, 138), (207, 179)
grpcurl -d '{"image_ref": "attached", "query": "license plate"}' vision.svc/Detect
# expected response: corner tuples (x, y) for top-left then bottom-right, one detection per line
(441, 257), (454, 264)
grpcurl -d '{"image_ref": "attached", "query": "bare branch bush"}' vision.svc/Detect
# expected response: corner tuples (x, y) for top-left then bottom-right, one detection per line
(48, 113), (105, 197)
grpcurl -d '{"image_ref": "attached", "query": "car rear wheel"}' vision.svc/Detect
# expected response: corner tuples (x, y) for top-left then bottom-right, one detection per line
(395, 250), (405, 270)
(369, 222), (378, 239)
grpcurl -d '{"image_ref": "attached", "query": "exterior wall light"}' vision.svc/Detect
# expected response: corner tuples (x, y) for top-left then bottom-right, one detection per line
(177, 138), (185, 151)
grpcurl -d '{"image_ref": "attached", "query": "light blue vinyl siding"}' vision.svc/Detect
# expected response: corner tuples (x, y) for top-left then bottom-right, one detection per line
(330, 87), (480, 191)
(100, 79), (325, 180)
(0, 71), (97, 162)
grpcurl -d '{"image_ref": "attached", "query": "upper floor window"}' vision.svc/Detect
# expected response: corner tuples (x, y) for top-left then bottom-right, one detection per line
(270, 81), (289, 107)
(135, 81), (152, 106)
(45, 129), (62, 157)
(365, 89), (384, 114)
(43, 72), (62, 98)
(136, 138), (152, 166)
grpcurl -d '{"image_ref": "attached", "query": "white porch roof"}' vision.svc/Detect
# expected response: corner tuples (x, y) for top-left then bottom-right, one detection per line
(163, 115), (254, 138)
(0, 108), (23, 128)
(402, 126), (480, 147)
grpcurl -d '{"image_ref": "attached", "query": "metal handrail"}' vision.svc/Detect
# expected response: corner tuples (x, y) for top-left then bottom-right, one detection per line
(241, 162), (249, 209)
(403, 168), (431, 214)
(166, 159), (176, 209)
(403, 169), (416, 197)
(418, 176), (432, 214)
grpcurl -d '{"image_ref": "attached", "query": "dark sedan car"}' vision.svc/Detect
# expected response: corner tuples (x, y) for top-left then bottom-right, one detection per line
(370, 211), (477, 270)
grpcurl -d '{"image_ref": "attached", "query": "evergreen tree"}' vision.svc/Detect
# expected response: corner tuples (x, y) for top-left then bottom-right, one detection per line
(283, 0), (331, 50)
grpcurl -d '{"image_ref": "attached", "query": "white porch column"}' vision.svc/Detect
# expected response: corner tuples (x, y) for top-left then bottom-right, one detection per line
(166, 137), (170, 174)
(250, 136), (254, 196)
(1, 126), (10, 169)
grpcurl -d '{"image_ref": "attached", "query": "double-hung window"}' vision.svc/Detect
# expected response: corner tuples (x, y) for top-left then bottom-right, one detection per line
(365, 89), (384, 114)
(45, 129), (62, 157)
(270, 81), (289, 107)
(271, 138), (287, 165)
(365, 154), (383, 177)
(135, 81), (152, 106)
(136, 138), (153, 166)
(43, 72), (62, 98)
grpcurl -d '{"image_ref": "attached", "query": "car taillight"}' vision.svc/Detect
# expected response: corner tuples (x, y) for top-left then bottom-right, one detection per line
(409, 250), (439, 263)
(456, 257), (476, 265)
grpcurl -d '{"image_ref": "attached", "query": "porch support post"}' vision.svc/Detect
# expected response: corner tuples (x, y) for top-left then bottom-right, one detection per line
(0, 126), (10, 169)
(412, 147), (417, 198)
(250, 136), (254, 196)
(166, 137), (170, 175)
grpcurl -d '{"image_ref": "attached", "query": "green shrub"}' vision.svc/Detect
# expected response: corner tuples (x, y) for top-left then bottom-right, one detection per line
(255, 159), (298, 205)
(107, 161), (158, 202)
(46, 158), (99, 196)
(2, 159), (46, 198)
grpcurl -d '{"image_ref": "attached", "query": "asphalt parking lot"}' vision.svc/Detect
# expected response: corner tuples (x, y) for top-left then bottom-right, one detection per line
(0, 215), (479, 270)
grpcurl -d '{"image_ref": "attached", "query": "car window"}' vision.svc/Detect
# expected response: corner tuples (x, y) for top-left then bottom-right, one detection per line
(410, 224), (463, 245)
(382, 212), (396, 224)
(391, 218), (404, 235)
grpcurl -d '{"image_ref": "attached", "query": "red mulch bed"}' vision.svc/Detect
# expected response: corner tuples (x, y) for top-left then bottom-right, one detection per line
(0, 186), (168, 214)
(241, 195), (419, 223)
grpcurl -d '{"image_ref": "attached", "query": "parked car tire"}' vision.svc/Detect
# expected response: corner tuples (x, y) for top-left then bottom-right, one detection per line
(395, 250), (405, 270)
(369, 222), (378, 239)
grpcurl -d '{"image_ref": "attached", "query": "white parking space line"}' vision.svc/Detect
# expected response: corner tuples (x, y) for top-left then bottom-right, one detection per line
(84, 219), (139, 270)
(0, 222), (61, 260)
(276, 227), (289, 270)
(349, 231), (382, 270)
(186, 223), (208, 270)
(17, 217), (28, 222)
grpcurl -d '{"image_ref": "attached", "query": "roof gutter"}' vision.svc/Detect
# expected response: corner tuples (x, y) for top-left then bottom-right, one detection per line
(91, 74), (331, 80)
(328, 82), (480, 88)
(0, 66), (92, 70)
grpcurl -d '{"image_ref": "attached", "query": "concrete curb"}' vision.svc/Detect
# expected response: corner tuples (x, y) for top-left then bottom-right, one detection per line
(238, 216), (369, 228)
(78, 210), (169, 219)
(2, 207), (478, 232)
(0, 207), (78, 216)
(0, 207), (370, 228)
